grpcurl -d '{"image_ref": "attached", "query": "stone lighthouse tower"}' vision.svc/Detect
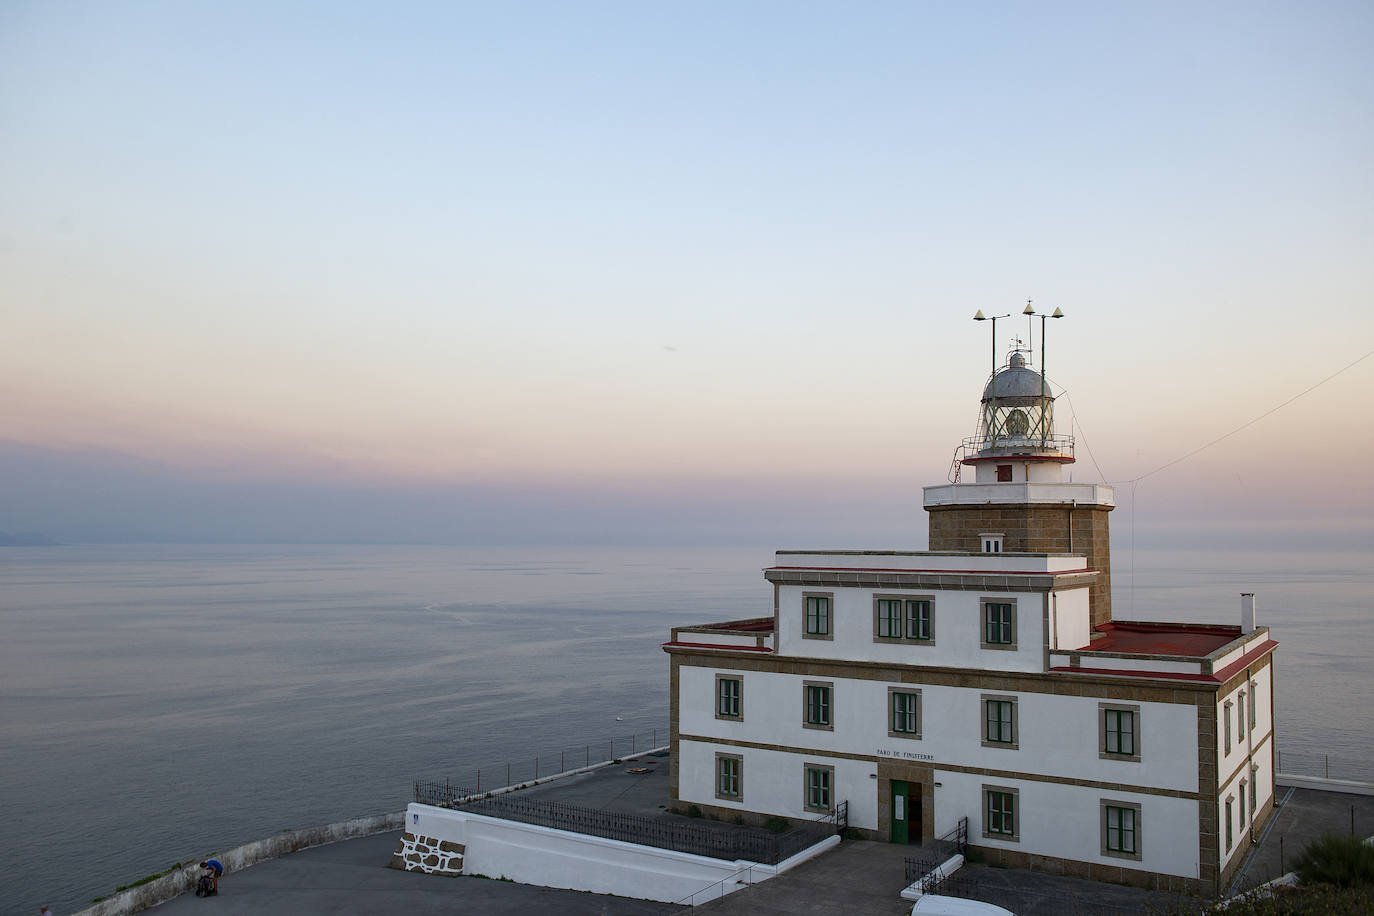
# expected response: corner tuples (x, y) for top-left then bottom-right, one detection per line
(923, 318), (1115, 626)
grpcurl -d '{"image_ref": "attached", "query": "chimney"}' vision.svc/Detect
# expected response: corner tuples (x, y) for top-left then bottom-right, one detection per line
(1240, 593), (1256, 635)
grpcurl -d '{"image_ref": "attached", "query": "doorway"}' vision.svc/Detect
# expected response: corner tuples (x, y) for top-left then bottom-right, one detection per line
(890, 780), (922, 844)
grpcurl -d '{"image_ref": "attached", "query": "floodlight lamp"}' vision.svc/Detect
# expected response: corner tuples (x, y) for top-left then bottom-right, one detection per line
(1023, 302), (1036, 315)
(973, 310), (986, 321)
(1051, 307), (1064, 318)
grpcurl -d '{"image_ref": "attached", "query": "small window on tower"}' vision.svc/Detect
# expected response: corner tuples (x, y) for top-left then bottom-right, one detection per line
(996, 465), (1013, 482)
(981, 534), (1004, 553)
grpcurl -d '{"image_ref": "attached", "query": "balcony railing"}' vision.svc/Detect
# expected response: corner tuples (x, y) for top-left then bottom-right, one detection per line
(961, 434), (1075, 458)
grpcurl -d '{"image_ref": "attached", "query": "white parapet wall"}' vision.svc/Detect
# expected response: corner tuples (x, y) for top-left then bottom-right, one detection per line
(71, 811), (404, 916)
(405, 802), (839, 905)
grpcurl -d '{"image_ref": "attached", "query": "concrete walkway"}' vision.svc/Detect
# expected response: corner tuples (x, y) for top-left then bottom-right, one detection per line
(148, 766), (1374, 915)
(151, 830), (682, 915)
(1231, 787), (1374, 892)
(692, 840), (915, 916)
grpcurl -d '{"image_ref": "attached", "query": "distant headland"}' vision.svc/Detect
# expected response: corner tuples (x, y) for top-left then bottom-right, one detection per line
(0, 530), (61, 546)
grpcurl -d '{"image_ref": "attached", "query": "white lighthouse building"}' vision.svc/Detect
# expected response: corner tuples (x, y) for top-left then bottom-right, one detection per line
(663, 321), (1277, 896)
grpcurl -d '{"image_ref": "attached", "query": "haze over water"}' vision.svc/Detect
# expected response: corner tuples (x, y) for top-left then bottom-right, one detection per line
(1, 543), (1369, 914)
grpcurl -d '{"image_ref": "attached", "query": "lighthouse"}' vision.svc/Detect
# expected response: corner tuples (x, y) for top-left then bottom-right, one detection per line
(923, 311), (1116, 625)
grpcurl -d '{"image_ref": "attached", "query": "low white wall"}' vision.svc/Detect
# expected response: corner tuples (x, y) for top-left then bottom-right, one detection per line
(406, 802), (839, 905)
(72, 811), (403, 916)
(1275, 774), (1374, 797)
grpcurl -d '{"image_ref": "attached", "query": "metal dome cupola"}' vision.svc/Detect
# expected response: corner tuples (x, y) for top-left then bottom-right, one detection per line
(969, 349), (1072, 461)
(956, 303), (1075, 482)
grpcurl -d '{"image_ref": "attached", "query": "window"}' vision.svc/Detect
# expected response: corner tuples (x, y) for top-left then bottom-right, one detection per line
(804, 764), (834, 813)
(996, 464), (1013, 482)
(715, 753), (742, 800)
(873, 595), (935, 644)
(889, 688), (921, 739)
(1248, 681), (1258, 732)
(803, 592), (833, 640)
(1224, 701), (1233, 754)
(1102, 801), (1141, 860)
(876, 598), (902, 638)
(982, 694), (1018, 749)
(1225, 797), (1234, 851)
(981, 533), (1004, 553)
(1237, 692), (1246, 743)
(1239, 782), (1247, 827)
(906, 599), (933, 641)
(804, 681), (833, 730)
(981, 600), (1016, 649)
(715, 675), (742, 720)
(1100, 703), (1141, 762)
(1249, 767), (1258, 817)
(982, 786), (1018, 840)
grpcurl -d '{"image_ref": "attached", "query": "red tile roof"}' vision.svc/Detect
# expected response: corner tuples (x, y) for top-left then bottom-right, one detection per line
(706, 618), (774, 633)
(1077, 621), (1241, 657)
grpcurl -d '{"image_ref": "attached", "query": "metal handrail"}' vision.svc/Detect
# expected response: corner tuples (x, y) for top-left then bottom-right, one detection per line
(675, 863), (756, 906)
(961, 434), (1074, 456)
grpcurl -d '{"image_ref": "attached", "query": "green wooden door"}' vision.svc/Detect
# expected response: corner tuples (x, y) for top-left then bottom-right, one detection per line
(890, 780), (909, 844)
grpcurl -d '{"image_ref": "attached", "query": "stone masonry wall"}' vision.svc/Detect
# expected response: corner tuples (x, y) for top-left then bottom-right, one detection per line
(390, 831), (465, 875)
(927, 504), (1113, 628)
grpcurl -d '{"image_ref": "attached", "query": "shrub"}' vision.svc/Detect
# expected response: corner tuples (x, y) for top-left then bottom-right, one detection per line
(1292, 832), (1374, 888)
(686, 805), (703, 819)
(1205, 883), (1374, 914)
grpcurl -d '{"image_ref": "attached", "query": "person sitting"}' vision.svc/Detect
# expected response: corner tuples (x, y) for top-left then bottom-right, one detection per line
(200, 859), (224, 894)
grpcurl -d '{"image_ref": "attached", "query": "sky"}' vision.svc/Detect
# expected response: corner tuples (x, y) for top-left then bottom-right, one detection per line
(2, 1), (1372, 548)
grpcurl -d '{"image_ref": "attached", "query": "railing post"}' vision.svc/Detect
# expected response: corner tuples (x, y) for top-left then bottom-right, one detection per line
(561, 750), (565, 772)
(633, 733), (636, 753)
(477, 769), (481, 792)
(654, 728), (657, 746)
(586, 745), (590, 767)
(536, 756), (540, 779)
(611, 738), (614, 759)
(507, 762), (511, 786)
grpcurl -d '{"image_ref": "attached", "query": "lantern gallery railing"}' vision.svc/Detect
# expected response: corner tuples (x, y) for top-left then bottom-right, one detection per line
(961, 433), (1075, 458)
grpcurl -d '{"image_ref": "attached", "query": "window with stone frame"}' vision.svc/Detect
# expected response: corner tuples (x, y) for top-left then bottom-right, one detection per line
(1100, 703), (1141, 762)
(981, 599), (1016, 649)
(872, 595), (935, 644)
(804, 681), (833, 730)
(803, 592), (833, 639)
(715, 674), (742, 720)
(982, 694), (1018, 749)
(1101, 800), (1141, 860)
(804, 764), (834, 813)
(982, 785), (1018, 840)
(1225, 797), (1234, 851)
(715, 753), (742, 801)
(889, 687), (921, 739)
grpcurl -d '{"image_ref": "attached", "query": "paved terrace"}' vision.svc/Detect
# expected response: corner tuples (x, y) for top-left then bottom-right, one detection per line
(151, 760), (1372, 915)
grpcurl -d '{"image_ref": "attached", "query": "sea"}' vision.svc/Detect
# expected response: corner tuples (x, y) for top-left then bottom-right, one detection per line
(1, 543), (1370, 915)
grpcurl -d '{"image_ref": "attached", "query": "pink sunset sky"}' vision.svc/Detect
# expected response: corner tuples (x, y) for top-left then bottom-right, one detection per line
(2, 2), (1371, 548)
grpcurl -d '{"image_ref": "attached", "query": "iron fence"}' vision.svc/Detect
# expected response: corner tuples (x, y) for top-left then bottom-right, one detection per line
(414, 779), (475, 808)
(459, 792), (834, 865)
(824, 800), (848, 835)
(415, 727), (667, 802)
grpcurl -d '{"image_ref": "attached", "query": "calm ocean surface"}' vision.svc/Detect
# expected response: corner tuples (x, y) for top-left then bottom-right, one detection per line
(1, 544), (1370, 914)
